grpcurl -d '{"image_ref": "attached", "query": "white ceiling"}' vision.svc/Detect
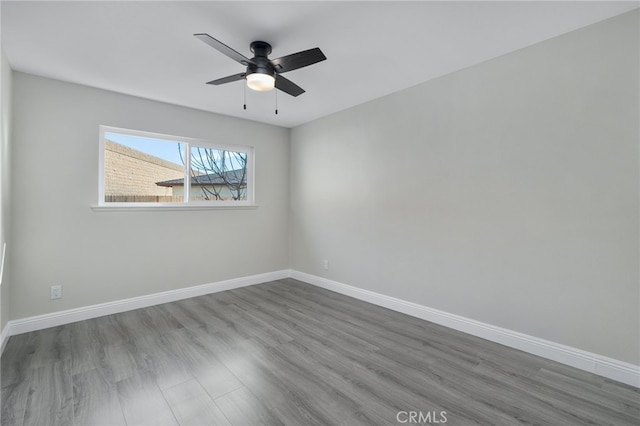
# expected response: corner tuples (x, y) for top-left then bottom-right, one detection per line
(2, 1), (638, 128)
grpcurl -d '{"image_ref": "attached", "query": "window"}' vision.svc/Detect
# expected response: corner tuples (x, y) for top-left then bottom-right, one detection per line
(98, 126), (254, 208)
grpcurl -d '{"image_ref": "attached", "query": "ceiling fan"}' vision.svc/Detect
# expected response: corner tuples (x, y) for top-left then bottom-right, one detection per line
(194, 34), (326, 97)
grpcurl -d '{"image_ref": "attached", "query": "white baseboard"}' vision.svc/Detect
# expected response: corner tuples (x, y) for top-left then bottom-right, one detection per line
(3, 270), (289, 339)
(290, 270), (640, 388)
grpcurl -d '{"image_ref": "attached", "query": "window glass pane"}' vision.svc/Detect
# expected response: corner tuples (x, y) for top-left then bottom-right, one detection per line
(189, 146), (248, 202)
(104, 132), (185, 203)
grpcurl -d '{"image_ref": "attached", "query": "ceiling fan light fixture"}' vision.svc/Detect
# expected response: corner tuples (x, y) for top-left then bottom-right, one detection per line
(246, 72), (275, 92)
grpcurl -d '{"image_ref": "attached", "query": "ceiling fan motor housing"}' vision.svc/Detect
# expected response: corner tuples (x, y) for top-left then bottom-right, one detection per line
(248, 41), (276, 78)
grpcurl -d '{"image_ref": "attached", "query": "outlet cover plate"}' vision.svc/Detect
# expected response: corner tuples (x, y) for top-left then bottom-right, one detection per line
(50, 285), (63, 300)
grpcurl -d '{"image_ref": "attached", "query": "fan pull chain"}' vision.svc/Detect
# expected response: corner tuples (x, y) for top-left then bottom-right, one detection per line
(243, 83), (247, 110)
(275, 88), (278, 115)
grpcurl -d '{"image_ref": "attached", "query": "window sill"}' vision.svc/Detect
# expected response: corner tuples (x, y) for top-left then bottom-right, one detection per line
(91, 204), (258, 212)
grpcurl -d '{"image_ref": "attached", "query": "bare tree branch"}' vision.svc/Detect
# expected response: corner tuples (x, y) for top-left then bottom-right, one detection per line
(179, 145), (247, 201)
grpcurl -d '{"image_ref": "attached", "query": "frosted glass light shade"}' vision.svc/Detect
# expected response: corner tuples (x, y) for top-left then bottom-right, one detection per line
(246, 73), (275, 91)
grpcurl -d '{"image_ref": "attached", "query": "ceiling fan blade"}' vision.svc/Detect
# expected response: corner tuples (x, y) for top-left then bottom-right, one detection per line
(270, 48), (326, 74)
(275, 75), (305, 97)
(194, 33), (254, 66)
(206, 73), (246, 85)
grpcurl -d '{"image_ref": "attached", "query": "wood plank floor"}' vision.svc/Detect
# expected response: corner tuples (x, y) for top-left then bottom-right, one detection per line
(1, 278), (638, 425)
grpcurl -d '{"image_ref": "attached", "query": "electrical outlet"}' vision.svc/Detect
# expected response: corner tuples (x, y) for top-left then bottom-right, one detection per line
(322, 259), (329, 270)
(50, 285), (63, 300)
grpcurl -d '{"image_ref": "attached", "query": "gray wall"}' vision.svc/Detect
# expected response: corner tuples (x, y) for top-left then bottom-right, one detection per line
(1, 49), (12, 332)
(290, 11), (639, 364)
(10, 73), (290, 319)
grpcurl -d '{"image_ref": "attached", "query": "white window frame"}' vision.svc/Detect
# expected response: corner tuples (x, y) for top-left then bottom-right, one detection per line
(95, 125), (255, 210)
